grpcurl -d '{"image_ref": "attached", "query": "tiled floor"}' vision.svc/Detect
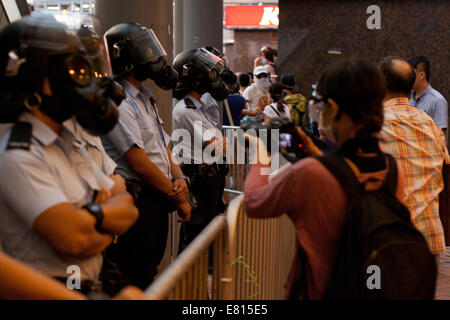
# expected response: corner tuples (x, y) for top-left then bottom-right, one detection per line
(436, 247), (450, 300)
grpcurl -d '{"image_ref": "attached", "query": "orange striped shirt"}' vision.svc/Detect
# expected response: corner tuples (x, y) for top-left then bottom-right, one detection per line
(379, 98), (450, 254)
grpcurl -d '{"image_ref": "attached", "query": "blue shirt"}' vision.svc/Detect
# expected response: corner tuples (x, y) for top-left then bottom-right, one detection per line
(410, 85), (448, 140)
(223, 93), (246, 126)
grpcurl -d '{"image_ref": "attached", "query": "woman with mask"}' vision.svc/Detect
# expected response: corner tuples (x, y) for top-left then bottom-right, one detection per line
(243, 59), (406, 299)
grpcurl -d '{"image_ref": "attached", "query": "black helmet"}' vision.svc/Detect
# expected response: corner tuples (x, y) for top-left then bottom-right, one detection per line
(203, 47), (237, 90)
(104, 23), (178, 90)
(173, 48), (228, 101)
(0, 12), (119, 135)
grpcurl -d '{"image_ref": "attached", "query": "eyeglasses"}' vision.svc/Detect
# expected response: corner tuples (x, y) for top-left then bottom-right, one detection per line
(307, 96), (327, 122)
(255, 73), (269, 79)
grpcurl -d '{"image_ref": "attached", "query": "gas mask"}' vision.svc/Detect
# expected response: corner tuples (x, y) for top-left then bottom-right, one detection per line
(46, 52), (120, 136)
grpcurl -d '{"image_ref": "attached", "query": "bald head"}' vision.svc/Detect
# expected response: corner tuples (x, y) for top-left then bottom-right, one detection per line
(378, 57), (416, 97)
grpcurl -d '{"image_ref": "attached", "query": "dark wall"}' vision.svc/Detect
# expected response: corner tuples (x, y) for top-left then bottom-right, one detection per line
(278, 0), (450, 102)
(225, 29), (278, 74)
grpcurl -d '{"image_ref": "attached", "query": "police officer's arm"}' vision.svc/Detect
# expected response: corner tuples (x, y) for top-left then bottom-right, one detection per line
(124, 146), (174, 194)
(99, 192), (139, 235)
(166, 146), (189, 203)
(34, 203), (113, 259)
(0, 155), (113, 260)
(0, 252), (86, 300)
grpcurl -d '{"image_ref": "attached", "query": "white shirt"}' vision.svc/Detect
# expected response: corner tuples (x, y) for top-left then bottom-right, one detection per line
(264, 102), (291, 121)
(242, 83), (269, 112)
(102, 80), (171, 181)
(0, 113), (114, 280)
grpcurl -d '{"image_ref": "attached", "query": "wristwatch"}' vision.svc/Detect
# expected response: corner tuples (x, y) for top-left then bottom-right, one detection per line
(83, 203), (105, 233)
(173, 175), (190, 186)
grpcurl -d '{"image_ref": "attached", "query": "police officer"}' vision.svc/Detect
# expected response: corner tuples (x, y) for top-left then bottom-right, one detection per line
(0, 12), (138, 296)
(101, 23), (191, 289)
(172, 48), (229, 252)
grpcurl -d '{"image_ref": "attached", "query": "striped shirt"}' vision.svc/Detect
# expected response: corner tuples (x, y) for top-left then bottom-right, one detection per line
(379, 97), (450, 254)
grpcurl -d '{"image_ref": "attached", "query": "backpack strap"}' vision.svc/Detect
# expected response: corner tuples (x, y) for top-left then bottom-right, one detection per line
(269, 104), (282, 117)
(316, 152), (362, 198)
(382, 154), (398, 195)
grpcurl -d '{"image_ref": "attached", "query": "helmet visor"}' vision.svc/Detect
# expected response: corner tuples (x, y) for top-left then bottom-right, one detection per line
(126, 28), (167, 65)
(191, 48), (225, 79)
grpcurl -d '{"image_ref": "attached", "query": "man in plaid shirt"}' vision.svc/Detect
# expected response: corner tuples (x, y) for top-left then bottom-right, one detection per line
(378, 57), (450, 262)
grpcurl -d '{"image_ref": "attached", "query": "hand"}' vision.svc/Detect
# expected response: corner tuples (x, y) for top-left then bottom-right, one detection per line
(109, 175), (127, 196)
(243, 133), (271, 165)
(296, 127), (323, 157)
(176, 201), (191, 223)
(113, 286), (149, 300)
(95, 188), (112, 205)
(168, 178), (190, 203)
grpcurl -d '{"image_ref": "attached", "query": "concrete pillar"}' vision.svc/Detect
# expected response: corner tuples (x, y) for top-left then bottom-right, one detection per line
(183, 0), (223, 51)
(173, 0), (184, 57)
(95, 0), (174, 132)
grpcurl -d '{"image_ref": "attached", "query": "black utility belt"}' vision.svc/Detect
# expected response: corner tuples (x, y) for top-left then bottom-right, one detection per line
(181, 163), (223, 176)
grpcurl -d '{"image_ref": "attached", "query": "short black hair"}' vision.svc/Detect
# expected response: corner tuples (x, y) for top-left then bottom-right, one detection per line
(378, 57), (415, 96)
(239, 73), (250, 87)
(408, 56), (430, 82)
(317, 59), (386, 138)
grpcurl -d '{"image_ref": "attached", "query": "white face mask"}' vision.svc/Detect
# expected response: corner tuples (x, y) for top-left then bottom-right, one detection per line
(318, 107), (337, 145)
(261, 58), (268, 65)
(255, 77), (271, 92)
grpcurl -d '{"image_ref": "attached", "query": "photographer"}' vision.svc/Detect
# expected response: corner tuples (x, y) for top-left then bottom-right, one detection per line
(243, 59), (406, 299)
(0, 12), (138, 296)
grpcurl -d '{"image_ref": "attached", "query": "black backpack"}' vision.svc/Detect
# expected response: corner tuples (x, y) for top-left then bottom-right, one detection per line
(315, 152), (437, 300)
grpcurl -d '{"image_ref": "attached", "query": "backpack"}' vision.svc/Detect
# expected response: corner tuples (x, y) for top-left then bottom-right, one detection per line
(284, 94), (308, 128)
(315, 152), (437, 300)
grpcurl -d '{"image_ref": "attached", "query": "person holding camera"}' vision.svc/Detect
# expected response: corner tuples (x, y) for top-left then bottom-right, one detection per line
(172, 48), (229, 252)
(0, 12), (138, 296)
(243, 59), (406, 299)
(101, 23), (191, 290)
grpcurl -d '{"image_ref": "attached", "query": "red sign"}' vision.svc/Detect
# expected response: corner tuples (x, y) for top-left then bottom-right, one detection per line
(225, 5), (279, 29)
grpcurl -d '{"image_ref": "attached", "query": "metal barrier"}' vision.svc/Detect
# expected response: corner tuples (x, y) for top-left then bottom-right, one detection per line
(145, 162), (297, 300)
(226, 194), (297, 300)
(222, 125), (248, 195)
(145, 215), (232, 300)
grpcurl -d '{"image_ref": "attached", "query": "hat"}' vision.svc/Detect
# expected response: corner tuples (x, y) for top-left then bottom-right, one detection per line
(281, 74), (295, 89)
(254, 66), (268, 76)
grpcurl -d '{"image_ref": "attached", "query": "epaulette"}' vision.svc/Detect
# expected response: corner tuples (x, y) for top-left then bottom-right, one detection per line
(185, 98), (196, 109)
(7, 121), (32, 150)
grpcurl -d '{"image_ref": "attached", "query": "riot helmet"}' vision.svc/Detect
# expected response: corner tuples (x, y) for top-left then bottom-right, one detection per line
(173, 48), (228, 101)
(0, 11), (120, 136)
(203, 46), (238, 92)
(105, 23), (178, 90)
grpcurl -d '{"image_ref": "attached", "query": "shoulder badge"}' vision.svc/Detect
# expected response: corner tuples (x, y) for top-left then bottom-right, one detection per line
(184, 98), (196, 109)
(7, 122), (32, 150)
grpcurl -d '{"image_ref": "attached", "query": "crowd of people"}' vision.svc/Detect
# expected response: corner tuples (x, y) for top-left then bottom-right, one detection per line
(0, 9), (448, 300)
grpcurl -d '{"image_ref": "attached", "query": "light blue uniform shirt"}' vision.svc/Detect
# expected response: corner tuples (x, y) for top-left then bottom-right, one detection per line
(410, 85), (448, 141)
(0, 113), (114, 281)
(102, 80), (171, 181)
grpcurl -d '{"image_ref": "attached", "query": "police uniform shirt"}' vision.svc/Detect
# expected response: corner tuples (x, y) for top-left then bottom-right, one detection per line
(200, 93), (221, 130)
(64, 117), (117, 176)
(0, 113), (114, 281)
(173, 94), (223, 164)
